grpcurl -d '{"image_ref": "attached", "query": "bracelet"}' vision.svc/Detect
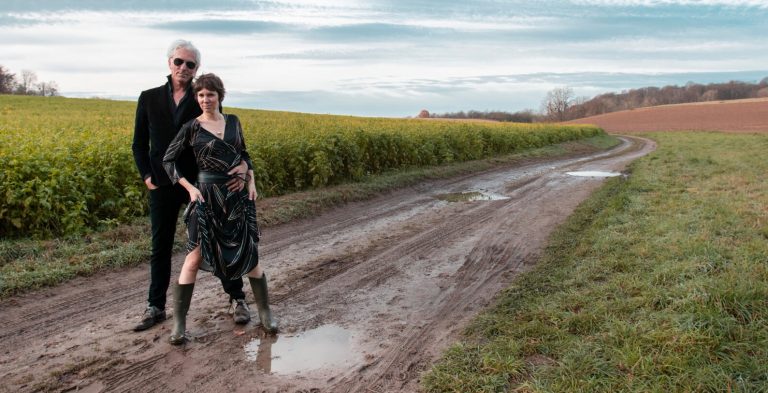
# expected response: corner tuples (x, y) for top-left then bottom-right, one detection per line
(232, 173), (249, 182)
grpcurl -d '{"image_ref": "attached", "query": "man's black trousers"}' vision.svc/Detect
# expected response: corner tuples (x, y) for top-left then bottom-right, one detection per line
(147, 184), (245, 309)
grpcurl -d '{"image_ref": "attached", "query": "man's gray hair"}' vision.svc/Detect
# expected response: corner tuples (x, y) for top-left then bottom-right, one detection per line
(167, 39), (201, 64)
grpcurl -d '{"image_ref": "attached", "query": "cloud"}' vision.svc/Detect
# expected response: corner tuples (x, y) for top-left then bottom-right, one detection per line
(150, 19), (456, 42)
(306, 22), (448, 42)
(246, 46), (403, 61)
(569, 0), (768, 7)
(151, 19), (291, 34)
(0, 14), (44, 26)
(0, 1), (263, 12)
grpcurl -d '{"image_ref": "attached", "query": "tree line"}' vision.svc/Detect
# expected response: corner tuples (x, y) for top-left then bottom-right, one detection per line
(425, 77), (768, 123)
(426, 109), (538, 123)
(0, 65), (59, 96)
(545, 77), (768, 121)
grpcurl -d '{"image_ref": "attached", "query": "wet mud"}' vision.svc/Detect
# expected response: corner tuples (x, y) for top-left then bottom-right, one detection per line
(0, 136), (655, 393)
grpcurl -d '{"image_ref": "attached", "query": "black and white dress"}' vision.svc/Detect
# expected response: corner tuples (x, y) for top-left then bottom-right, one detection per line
(163, 114), (259, 280)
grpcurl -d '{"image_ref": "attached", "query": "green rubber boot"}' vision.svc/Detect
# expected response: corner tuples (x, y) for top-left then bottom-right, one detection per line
(248, 274), (278, 334)
(169, 283), (195, 345)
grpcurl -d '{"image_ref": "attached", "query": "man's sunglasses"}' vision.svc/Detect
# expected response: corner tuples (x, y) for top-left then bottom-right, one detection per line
(172, 58), (197, 69)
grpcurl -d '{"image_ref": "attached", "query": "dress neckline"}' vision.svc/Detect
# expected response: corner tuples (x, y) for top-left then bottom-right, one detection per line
(197, 114), (228, 140)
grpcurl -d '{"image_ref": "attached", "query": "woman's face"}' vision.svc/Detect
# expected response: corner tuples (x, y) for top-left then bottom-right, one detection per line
(196, 88), (219, 114)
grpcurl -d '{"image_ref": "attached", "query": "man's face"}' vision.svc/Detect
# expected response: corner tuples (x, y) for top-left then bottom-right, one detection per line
(168, 48), (198, 85)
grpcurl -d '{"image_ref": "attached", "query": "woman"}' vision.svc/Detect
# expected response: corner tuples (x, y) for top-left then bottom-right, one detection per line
(163, 73), (278, 345)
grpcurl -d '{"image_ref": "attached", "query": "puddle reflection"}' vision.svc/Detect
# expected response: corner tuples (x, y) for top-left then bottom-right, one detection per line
(244, 324), (356, 374)
(566, 171), (621, 178)
(436, 191), (509, 202)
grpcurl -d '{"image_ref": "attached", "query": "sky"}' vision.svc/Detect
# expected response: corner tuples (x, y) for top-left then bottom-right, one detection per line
(1, 0), (767, 117)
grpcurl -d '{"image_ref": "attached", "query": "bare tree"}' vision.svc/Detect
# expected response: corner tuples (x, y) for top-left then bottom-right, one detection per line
(566, 95), (589, 119)
(48, 81), (59, 96)
(701, 89), (718, 101)
(0, 65), (16, 94)
(37, 81), (59, 96)
(430, 109), (539, 123)
(18, 69), (37, 95)
(542, 87), (574, 121)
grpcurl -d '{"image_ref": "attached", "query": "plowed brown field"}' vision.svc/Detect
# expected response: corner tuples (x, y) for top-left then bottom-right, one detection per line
(565, 97), (768, 133)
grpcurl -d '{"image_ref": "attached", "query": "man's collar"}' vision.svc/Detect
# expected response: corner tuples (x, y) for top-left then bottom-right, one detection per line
(165, 74), (192, 92)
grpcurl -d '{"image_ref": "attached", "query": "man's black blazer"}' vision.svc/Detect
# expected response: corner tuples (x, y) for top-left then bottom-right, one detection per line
(132, 77), (200, 187)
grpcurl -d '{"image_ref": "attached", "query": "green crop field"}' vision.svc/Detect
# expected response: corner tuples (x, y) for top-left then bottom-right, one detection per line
(0, 95), (601, 238)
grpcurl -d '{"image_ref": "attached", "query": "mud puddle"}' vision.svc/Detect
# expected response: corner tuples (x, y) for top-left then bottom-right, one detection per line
(244, 324), (358, 374)
(435, 190), (510, 202)
(566, 170), (622, 177)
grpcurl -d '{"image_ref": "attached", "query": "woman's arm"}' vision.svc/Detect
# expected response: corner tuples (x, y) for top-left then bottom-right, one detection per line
(226, 114), (251, 192)
(162, 122), (194, 184)
(162, 121), (203, 202)
(179, 177), (204, 203)
(247, 169), (257, 201)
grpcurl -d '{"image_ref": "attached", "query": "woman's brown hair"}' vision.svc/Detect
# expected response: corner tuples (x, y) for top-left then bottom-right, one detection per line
(193, 73), (225, 102)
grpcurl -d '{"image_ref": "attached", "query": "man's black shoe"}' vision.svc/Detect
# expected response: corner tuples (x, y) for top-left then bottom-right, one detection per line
(133, 306), (166, 331)
(232, 298), (251, 325)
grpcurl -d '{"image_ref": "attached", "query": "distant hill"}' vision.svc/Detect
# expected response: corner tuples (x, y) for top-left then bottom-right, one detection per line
(563, 79), (768, 121)
(564, 97), (768, 133)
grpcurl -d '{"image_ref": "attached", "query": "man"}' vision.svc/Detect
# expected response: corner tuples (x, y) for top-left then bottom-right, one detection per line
(132, 39), (251, 331)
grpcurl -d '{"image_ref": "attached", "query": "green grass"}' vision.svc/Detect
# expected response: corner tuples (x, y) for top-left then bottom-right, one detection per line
(423, 131), (768, 392)
(0, 135), (618, 298)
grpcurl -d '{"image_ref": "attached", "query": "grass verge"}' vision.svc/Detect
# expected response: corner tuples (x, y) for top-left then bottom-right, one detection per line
(0, 135), (618, 299)
(422, 131), (768, 392)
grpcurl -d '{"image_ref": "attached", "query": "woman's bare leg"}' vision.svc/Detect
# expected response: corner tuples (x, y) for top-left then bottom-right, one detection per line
(178, 246), (202, 284)
(246, 264), (264, 279)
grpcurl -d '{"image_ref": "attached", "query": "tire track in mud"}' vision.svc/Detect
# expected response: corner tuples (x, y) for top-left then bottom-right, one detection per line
(261, 135), (643, 263)
(0, 136), (654, 393)
(0, 272), (145, 345)
(281, 202), (495, 304)
(327, 174), (568, 391)
(265, 153), (573, 306)
(101, 354), (167, 392)
(269, 175), (544, 312)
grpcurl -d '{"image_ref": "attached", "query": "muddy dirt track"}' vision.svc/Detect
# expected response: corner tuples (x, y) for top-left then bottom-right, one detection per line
(0, 136), (654, 393)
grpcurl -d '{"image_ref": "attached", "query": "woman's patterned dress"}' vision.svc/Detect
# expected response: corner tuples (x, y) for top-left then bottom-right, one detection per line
(163, 114), (259, 280)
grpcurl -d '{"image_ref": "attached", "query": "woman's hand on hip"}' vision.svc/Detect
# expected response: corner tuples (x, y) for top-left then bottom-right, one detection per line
(187, 187), (205, 203)
(226, 160), (249, 192)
